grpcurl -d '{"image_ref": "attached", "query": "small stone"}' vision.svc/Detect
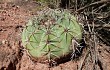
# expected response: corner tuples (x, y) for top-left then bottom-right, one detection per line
(2, 40), (7, 44)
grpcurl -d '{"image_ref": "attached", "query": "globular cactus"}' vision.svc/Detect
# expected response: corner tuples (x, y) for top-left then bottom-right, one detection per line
(22, 9), (82, 64)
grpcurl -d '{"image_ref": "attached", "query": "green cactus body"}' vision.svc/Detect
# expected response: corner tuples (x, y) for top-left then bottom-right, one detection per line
(22, 9), (82, 63)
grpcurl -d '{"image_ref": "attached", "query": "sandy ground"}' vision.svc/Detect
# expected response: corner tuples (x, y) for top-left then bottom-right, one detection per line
(0, 0), (110, 70)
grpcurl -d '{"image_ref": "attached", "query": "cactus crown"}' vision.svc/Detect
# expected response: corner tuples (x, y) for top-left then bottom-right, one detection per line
(37, 0), (60, 8)
(22, 9), (82, 63)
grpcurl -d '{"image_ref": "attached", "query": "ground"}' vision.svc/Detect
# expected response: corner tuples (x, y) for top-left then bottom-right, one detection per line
(0, 0), (110, 70)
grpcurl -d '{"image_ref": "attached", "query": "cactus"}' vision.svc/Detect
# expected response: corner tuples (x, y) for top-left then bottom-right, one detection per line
(22, 9), (82, 63)
(36, 0), (60, 8)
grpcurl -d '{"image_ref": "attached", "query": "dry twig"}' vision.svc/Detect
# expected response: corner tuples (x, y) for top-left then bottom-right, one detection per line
(76, 0), (110, 13)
